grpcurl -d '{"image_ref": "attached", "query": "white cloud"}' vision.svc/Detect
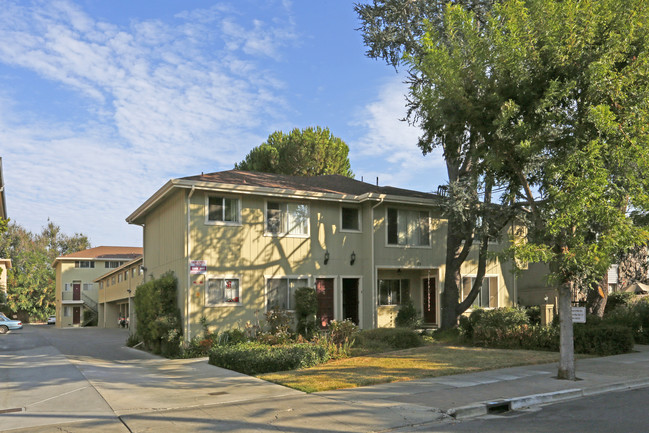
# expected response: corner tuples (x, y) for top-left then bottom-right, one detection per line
(0, 0), (298, 245)
(351, 77), (446, 193)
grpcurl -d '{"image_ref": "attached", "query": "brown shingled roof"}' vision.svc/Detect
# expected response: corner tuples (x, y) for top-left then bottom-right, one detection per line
(182, 170), (439, 200)
(56, 246), (143, 260)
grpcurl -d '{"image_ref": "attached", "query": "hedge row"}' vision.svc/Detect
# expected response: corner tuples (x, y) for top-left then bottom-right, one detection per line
(208, 342), (330, 375)
(355, 327), (424, 350)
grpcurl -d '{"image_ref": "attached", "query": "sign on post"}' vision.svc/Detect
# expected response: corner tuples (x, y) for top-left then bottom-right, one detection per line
(190, 260), (207, 275)
(571, 307), (586, 323)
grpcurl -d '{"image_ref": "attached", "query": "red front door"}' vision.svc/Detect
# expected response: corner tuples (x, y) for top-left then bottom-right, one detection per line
(73, 307), (81, 324)
(422, 277), (436, 324)
(73, 283), (81, 301)
(316, 278), (334, 328)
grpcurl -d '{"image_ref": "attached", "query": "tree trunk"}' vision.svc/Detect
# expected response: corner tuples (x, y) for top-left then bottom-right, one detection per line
(440, 223), (463, 329)
(557, 282), (576, 380)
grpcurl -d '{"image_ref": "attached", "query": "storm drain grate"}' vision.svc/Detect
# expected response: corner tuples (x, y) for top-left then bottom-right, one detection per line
(208, 391), (228, 396)
(0, 407), (24, 414)
(486, 401), (511, 414)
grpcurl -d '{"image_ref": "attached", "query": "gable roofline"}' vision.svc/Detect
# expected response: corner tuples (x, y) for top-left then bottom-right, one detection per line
(52, 246), (143, 268)
(126, 170), (441, 225)
(93, 257), (143, 283)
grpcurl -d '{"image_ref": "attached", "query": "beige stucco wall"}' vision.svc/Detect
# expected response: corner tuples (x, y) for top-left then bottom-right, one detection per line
(517, 262), (557, 306)
(97, 260), (144, 328)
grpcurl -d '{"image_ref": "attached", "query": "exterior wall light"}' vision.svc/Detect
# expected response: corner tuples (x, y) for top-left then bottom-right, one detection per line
(350, 251), (356, 265)
(324, 250), (330, 265)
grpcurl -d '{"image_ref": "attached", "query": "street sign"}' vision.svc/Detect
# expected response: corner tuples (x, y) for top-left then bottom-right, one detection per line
(572, 307), (586, 323)
(189, 260), (207, 275)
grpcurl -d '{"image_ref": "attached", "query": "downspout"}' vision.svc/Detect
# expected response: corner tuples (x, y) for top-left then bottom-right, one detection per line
(186, 186), (196, 342)
(371, 195), (385, 328)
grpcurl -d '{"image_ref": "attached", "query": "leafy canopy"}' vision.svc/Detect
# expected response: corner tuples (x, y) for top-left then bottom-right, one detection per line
(235, 126), (354, 177)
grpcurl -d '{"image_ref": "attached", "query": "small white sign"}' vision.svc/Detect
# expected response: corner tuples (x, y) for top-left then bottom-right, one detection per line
(572, 307), (586, 323)
(190, 260), (207, 275)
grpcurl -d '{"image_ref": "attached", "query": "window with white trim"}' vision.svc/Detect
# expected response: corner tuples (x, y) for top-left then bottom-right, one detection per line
(461, 276), (498, 308)
(64, 283), (70, 291)
(83, 283), (93, 291)
(206, 278), (240, 305)
(266, 277), (308, 310)
(341, 207), (361, 231)
(387, 208), (430, 246)
(266, 202), (309, 236)
(206, 196), (240, 224)
(378, 279), (410, 306)
(105, 261), (121, 268)
(75, 261), (94, 268)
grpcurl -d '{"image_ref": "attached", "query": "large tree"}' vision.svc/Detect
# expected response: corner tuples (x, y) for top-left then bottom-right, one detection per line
(371, 0), (649, 380)
(357, 0), (512, 331)
(235, 126), (354, 177)
(0, 221), (90, 321)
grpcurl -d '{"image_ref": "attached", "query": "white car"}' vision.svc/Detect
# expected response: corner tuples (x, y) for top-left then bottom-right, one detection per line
(47, 315), (56, 325)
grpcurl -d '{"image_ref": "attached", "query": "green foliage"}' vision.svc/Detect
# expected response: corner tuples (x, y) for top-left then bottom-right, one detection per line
(573, 324), (634, 356)
(294, 287), (318, 338)
(257, 308), (294, 345)
(208, 342), (330, 375)
(395, 299), (421, 328)
(133, 272), (182, 357)
(355, 327), (424, 351)
(603, 298), (649, 344)
(82, 309), (97, 327)
(126, 334), (142, 347)
(0, 221), (90, 321)
(313, 319), (358, 358)
(604, 292), (635, 315)
(183, 328), (250, 358)
(234, 126), (353, 177)
(524, 306), (541, 326)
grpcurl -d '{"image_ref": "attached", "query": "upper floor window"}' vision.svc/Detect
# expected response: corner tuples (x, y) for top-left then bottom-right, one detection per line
(83, 283), (93, 291)
(266, 202), (309, 236)
(387, 208), (430, 246)
(75, 261), (94, 268)
(105, 261), (121, 268)
(341, 207), (361, 231)
(207, 196), (240, 224)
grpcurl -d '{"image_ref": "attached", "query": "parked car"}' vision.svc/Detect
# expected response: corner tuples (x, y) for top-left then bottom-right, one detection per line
(0, 316), (22, 333)
(47, 315), (56, 325)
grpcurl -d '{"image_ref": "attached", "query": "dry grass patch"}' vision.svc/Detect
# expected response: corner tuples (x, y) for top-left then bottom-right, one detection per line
(258, 345), (561, 393)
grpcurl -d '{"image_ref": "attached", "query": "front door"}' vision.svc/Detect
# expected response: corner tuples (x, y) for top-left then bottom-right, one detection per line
(342, 278), (359, 325)
(72, 307), (81, 325)
(73, 283), (81, 301)
(422, 276), (436, 324)
(316, 278), (334, 328)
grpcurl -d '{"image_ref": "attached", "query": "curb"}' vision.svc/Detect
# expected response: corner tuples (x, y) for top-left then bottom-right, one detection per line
(446, 378), (649, 419)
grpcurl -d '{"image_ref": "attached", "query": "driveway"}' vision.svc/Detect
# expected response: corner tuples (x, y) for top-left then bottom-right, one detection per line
(0, 326), (441, 432)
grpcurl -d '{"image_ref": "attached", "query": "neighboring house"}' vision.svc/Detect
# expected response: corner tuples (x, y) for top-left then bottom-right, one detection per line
(127, 170), (517, 341)
(95, 257), (144, 329)
(0, 157), (10, 299)
(53, 247), (142, 327)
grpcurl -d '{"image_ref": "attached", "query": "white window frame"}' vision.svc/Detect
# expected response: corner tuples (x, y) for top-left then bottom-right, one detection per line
(83, 283), (93, 291)
(385, 207), (431, 248)
(205, 195), (242, 226)
(340, 206), (362, 233)
(461, 274), (499, 309)
(64, 283), (70, 291)
(265, 275), (311, 311)
(205, 275), (242, 306)
(264, 201), (310, 238)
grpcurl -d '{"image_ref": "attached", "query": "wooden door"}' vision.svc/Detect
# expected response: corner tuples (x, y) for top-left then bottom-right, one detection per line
(73, 307), (81, 324)
(422, 277), (436, 324)
(316, 278), (334, 328)
(73, 283), (81, 301)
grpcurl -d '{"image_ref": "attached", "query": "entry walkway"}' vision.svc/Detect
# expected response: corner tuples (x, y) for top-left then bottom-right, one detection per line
(3, 326), (649, 432)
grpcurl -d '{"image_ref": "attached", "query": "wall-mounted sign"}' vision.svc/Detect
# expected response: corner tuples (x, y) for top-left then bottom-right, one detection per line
(190, 260), (207, 275)
(571, 307), (586, 323)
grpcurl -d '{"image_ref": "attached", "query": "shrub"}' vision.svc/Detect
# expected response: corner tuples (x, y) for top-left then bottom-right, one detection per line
(295, 287), (318, 338)
(209, 342), (330, 375)
(356, 327), (424, 351)
(573, 324), (634, 355)
(314, 319), (358, 358)
(259, 308), (294, 345)
(604, 292), (635, 315)
(133, 272), (183, 357)
(604, 297), (649, 344)
(395, 299), (421, 328)
(524, 306), (541, 326)
(126, 333), (142, 347)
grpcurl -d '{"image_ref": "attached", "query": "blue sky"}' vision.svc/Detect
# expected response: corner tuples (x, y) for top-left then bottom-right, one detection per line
(1, 0), (446, 247)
